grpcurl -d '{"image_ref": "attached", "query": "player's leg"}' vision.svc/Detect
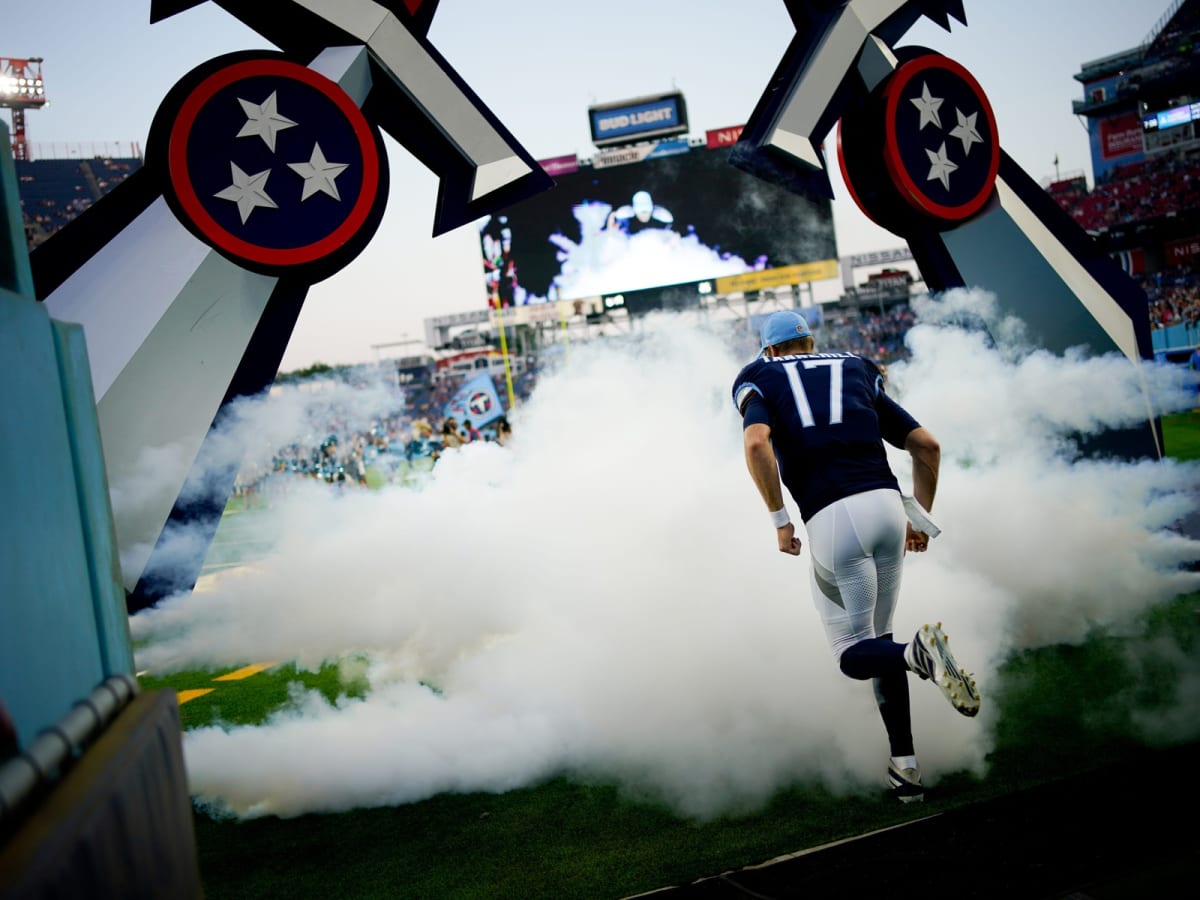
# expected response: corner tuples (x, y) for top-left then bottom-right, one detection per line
(864, 497), (917, 758)
(806, 490), (909, 679)
(876, 667), (922, 802)
(845, 491), (924, 797)
(873, 658), (913, 755)
(833, 489), (980, 717)
(808, 490), (922, 800)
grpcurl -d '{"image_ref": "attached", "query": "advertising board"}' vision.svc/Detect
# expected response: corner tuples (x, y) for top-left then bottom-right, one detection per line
(478, 142), (837, 306)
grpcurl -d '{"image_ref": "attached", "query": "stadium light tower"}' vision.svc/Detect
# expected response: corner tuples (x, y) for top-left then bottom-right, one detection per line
(0, 57), (48, 160)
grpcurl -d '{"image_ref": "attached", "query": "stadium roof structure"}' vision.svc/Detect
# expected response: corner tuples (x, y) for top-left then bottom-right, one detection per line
(1073, 0), (1200, 117)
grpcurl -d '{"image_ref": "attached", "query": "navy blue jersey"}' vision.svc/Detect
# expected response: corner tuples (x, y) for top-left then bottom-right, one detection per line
(732, 352), (920, 522)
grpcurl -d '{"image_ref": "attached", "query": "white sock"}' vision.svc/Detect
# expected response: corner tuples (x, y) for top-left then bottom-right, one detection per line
(890, 755), (918, 770)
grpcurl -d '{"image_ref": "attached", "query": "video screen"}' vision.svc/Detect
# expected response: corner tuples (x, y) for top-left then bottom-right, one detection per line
(478, 145), (837, 306)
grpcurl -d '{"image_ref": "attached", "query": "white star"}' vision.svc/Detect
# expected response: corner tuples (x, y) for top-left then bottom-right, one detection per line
(236, 91), (297, 152)
(925, 142), (958, 191)
(910, 82), (944, 130)
(949, 108), (983, 156)
(214, 162), (278, 223)
(288, 143), (350, 201)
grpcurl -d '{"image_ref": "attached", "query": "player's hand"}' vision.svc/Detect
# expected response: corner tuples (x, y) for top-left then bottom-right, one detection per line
(777, 522), (802, 556)
(906, 524), (929, 553)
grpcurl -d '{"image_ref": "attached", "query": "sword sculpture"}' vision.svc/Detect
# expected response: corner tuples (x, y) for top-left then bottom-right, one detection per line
(731, 0), (1162, 460)
(34, 1), (554, 611)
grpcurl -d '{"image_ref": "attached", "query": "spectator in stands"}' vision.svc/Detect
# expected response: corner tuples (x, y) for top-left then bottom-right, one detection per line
(495, 417), (512, 446)
(1051, 148), (1200, 235)
(406, 420), (438, 461)
(440, 417), (464, 450)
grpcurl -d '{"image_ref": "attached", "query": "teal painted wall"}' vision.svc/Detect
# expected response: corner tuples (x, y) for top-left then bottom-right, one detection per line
(1152, 321), (1199, 355)
(0, 123), (133, 746)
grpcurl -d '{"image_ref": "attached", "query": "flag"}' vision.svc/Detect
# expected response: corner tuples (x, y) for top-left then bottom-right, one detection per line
(443, 373), (505, 427)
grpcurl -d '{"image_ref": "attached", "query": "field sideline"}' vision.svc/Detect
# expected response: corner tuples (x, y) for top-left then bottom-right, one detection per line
(137, 411), (1200, 898)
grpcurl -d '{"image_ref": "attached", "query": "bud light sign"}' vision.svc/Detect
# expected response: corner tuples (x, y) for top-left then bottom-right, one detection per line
(589, 92), (688, 147)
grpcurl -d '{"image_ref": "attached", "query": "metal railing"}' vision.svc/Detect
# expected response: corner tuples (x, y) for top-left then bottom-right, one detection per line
(1145, 0), (1186, 49)
(19, 141), (143, 162)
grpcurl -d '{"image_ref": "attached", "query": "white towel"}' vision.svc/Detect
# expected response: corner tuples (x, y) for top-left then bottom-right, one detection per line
(901, 494), (942, 539)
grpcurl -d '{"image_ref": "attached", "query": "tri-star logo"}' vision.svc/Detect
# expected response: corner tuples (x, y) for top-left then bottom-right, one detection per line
(882, 54), (1000, 223)
(730, 0), (967, 198)
(150, 0), (552, 235)
(163, 56), (384, 272)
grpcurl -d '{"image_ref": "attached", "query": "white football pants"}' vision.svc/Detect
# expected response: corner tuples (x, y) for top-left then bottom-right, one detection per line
(804, 488), (907, 662)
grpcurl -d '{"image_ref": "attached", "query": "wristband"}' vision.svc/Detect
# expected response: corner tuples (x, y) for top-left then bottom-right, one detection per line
(769, 507), (790, 528)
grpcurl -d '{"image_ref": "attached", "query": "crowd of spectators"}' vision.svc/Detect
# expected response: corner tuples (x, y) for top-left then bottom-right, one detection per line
(18, 157), (141, 249)
(820, 305), (918, 365)
(1139, 263), (1200, 332)
(233, 369), (524, 505)
(1042, 147), (1200, 337)
(1051, 151), (1200, 234)
(813, 261), (1199, 359)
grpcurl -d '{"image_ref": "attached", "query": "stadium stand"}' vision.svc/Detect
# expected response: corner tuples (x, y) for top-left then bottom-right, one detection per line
(1054, 150), (1200, 234)
(1043, 0), (1200, 346)
(16, 156), (141, 249)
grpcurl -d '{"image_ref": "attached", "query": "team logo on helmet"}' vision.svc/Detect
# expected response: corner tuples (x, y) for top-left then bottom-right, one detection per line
(882, 54), (1000, 224)
(156, 55), (386, 276)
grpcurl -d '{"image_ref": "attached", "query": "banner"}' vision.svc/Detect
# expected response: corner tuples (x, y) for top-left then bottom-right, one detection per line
(540, 154), (579, 177)
(444, 373), (505, 428)
(1113, 248), (1146, 275)
(705, 125), (744, 149)
(592, 138), (691, 170)
(847, 247), (913, 268)
(589, 92), (688, 147)
(490, 301), (567, 326)
(1165, 236), (1200, 265)
(715, 260), (838, 294)
(1100, 113), (1144, 160)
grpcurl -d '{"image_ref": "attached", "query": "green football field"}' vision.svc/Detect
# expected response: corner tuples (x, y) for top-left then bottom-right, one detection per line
(139, 592), (1200, 899)
(1162, 409), (1200, 461)
(137, 412), (1200, 898)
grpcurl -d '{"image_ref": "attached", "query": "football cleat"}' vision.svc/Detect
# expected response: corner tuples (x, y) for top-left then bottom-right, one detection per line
(888, 761), (924, 803)
(905, 623), (981, 717)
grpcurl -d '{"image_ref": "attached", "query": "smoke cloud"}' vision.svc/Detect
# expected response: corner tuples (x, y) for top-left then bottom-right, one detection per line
(130, 289), (1200, 820)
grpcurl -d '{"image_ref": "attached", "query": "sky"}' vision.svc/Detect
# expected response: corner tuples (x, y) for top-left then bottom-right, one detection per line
(5, 0), (1171, 370)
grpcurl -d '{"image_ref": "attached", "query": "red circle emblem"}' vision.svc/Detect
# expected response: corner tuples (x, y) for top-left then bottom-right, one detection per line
(166, 58), (382, 270)
(881, 55), (1000, 223)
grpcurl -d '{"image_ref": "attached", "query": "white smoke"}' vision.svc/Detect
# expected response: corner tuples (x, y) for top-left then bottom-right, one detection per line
(535, 200), (759, 303)
(130, 292), (1200, 820)
(113, 369), (405, 594)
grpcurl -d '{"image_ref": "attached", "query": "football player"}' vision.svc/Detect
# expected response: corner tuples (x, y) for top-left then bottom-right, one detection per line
(732, 310), (979, 802)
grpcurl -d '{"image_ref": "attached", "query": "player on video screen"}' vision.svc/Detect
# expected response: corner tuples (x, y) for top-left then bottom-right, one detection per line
(607, 189), (674, 234)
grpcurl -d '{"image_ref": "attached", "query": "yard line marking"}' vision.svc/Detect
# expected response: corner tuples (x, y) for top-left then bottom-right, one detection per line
(214, 662), (279, 681)
(177, 689), (215, 705)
